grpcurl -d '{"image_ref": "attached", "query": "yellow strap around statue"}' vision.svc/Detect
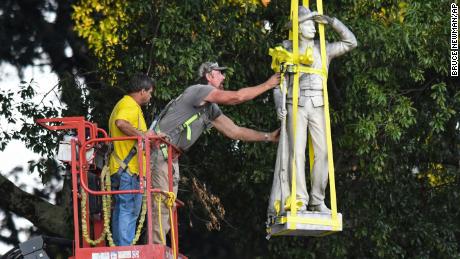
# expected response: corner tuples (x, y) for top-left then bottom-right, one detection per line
(316, 0), (339, 230)
(298, 66), (327, 78)
(289, 0), (300, 218)
(269, 47), (313, 72)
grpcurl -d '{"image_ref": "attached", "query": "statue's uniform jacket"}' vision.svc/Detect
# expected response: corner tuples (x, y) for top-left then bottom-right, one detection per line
(269, 17), (357, 214)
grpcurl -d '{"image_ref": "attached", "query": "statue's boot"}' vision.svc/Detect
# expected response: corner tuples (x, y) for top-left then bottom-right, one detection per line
(308, 202), (331, 213)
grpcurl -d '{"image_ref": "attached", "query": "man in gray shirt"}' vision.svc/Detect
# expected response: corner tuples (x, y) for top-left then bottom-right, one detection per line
(151, 61), (281, 244)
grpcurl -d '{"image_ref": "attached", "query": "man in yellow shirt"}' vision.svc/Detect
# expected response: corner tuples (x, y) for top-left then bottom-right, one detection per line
(109, 73), (155, 246)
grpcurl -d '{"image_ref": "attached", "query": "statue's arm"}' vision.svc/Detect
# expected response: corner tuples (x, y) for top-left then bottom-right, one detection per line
(327, 18), (358, 58)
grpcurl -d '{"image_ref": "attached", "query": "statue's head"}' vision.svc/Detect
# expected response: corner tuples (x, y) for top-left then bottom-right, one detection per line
(298, 6), (315, 23)
(298, 7), (316, 39)
(198, 61), (227, 89)
(286, 6), (316, 40)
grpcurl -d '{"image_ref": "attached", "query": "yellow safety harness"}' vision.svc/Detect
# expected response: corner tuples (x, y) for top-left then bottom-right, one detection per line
(153, 94), (206, 160)
(268, 0), (340, 231)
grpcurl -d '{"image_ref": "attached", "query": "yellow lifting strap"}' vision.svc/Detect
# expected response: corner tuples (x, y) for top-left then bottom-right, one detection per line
(269, 0), (339, 230)
(316, 0), (339, 226)
(289, 0), (300, 218)
(269, 46), (314, 72)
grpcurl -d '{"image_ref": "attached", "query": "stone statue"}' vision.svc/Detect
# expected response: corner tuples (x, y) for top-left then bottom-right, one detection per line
(268, 6), (357, 217)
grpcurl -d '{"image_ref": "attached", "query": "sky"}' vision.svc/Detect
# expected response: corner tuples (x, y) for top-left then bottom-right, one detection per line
(0, 62), (60, 254)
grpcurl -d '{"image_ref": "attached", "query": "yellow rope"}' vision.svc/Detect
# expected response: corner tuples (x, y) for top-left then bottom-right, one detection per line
(155, 194), (166, 245)
(101, 166), (115, 247)
(131, 191), (147, 245)
(166, 192), (177, 259)
(154, 192), (177, 258)
(80, 166), (112, 246)
(80, 188), (107, 245)
(80, 165), (147, 247)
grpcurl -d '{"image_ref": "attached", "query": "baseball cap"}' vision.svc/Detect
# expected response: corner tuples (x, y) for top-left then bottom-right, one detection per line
(198, 61), (228, 78)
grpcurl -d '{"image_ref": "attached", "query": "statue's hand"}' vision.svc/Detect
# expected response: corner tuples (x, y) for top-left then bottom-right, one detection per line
(310, 11), (319, 17)
(313, 14), (333, 25)
(277, 107), (287, 120)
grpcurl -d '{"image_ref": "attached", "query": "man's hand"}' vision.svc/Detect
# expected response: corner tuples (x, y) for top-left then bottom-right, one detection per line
(144, 130), (156, 138)
(313, 14), (334, 25)
(269, 128), (281, 142)
(265, 73), (281, 89)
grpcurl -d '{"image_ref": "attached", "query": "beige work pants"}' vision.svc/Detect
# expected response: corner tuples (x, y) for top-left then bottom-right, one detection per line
(150, 148), (179, 244)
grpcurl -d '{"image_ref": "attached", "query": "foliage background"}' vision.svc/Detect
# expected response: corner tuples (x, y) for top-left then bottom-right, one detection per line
(0, 0), (458, 258)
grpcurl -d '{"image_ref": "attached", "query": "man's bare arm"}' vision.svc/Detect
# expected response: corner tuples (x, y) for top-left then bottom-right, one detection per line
(211, 114), (279, 142)
(204, 73), (280, 105)
(115, 119), (155, 137)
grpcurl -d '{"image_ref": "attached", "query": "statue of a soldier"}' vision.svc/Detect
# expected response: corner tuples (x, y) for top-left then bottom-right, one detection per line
(268, 6), (357, 217)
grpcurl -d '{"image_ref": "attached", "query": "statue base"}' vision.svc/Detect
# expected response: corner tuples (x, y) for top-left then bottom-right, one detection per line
(266, 211), (342, 238)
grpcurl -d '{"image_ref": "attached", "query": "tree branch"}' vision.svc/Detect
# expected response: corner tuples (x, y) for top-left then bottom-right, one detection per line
(0, 174), (72, 238)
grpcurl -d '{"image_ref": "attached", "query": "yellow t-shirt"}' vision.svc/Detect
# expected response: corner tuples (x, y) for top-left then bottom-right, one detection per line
(108, 95), (147, 175)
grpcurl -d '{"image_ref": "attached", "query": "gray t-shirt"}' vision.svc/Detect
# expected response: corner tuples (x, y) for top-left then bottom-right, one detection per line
(158, 84), (222, 151)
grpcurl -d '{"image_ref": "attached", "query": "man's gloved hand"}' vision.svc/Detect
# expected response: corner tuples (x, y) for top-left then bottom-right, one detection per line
(313, 14), (334, 25)
(277, 107), (287, 120)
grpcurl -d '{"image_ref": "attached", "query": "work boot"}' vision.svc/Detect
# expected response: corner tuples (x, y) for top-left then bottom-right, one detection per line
(308, 203), (331, 213)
